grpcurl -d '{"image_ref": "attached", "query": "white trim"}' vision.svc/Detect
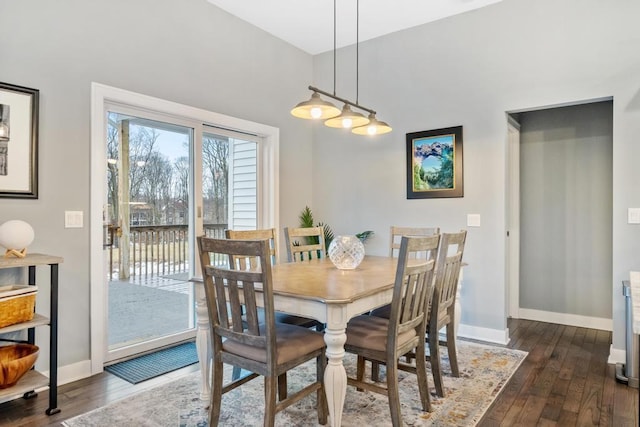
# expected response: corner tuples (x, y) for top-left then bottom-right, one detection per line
(608, 344), (626, 365)
(90, 82), (279, 375)
(506, 120), (520, 319)
(457, 323), (510, 345)
(518, 308), (613, 331)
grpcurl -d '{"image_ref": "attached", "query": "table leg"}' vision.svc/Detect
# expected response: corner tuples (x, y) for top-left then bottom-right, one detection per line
(323, 327), (347, 427)
(195, 282), (211, 401)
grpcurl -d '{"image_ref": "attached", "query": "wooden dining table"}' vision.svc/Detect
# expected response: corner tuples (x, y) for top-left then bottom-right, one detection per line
(193, 255), (399, 427)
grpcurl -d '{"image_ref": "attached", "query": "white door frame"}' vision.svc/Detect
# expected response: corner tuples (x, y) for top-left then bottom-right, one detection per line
(506, 115), (520, 318)
(90, 83), (279, 374)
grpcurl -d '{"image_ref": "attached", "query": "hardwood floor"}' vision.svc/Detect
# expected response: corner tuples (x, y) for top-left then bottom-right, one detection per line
(0, 319), (637, 426)
(479, 319), (638, 426)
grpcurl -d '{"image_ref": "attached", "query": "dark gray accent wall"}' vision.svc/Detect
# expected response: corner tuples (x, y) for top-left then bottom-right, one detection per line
(519, 102), (613, 319)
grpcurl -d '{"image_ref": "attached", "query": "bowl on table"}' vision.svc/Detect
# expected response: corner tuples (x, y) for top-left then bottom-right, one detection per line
(0, 344), (39, 388)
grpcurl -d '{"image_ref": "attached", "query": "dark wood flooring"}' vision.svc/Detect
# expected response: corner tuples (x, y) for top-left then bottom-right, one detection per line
(478, 319), (638, 427)
(0, 319), (637, 426)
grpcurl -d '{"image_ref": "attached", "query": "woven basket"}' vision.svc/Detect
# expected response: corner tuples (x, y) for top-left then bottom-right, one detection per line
(0, 285), (37, 328)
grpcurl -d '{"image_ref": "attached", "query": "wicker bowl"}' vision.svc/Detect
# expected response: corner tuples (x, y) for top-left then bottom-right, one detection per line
(0, 344), (39, 389)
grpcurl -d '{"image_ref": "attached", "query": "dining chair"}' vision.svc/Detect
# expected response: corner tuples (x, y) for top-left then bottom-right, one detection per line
(369, 225), (440, 381)
(226, 228), (320, 330)
(389, 225), (440, 258)
(225, 228), (323, 392)
(427, 229), (467, 397)
(197, 236), (328, 426)
(344, 235), (439, 426)
(284, 226), (326, 262)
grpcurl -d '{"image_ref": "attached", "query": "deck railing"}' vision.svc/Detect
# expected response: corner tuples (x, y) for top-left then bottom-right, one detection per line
(106, 223), (227, 279)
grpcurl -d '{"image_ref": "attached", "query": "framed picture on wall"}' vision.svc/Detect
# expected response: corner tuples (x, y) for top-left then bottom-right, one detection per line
(0, 82), (39, 199)
(406, 126), (463, 199)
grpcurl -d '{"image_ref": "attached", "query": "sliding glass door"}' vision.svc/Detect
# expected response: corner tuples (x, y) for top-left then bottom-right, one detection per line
(104, 110), (197, 362)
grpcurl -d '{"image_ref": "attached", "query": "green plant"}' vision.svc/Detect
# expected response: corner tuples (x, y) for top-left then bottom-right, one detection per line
(297, 206), (373, 250)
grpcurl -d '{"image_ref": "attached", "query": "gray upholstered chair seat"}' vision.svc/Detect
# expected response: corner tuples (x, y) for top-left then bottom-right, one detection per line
(346, 315), (417, 352)
(224, 323), (325, 364)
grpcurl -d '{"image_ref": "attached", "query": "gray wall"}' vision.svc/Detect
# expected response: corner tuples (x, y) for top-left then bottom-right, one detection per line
(310, 0), (640, 350)
(519, 102), (613, 318)
(0, 0), (314, 369)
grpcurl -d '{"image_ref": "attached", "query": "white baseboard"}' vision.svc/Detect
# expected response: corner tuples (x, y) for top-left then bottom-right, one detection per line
(608, 345), (626, 365)
(457, 323), (510, 345)
(41, 359), (93, 386)
(518, 308), (612, 331)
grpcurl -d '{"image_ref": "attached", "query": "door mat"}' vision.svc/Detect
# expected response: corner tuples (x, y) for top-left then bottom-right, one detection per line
(105, 341), (198, 384)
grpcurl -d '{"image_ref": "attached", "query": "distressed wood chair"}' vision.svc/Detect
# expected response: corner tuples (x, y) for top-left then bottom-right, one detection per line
(284, 226), (326, 262)
(225, 228), (323, 392)
(389, 226), (440, 258)
(427, 229), (467, 397)
(344, 235), (439, 426)
(370, 226), (440, 380)
(197, 236), (328, 426)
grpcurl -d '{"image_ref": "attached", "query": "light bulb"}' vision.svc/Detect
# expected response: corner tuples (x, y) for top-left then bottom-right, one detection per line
(310, 107), (322, 119)
(367, 125), (377, 135)
(342, 118), (353, 128)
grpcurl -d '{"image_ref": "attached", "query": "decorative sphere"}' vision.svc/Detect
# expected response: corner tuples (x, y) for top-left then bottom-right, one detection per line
(0, 220), (35, 250)
(328, 235), (365, 270)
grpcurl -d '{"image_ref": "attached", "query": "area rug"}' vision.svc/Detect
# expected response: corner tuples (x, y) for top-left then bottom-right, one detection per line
(63, 341), (527, 426)
(105, 342), (198, 384)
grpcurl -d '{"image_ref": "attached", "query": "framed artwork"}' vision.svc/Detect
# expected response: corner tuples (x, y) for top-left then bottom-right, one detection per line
(0, 82), (39, 199)
(406, 126), (463, 199)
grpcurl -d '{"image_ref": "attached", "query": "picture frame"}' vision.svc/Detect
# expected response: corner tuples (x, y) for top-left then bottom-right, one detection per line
(0, 82), (39, 199)
(406, 126), (463, 199)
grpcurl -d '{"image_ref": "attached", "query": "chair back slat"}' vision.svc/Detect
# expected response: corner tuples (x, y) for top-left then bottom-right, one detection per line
(389, 235), (439, 340)
(389, 226), (440, 259)
(433, 230), (467, 317)
(284, 226), (326, 262)
(226, 228), (279, 266)
(198, 236), (276, 354)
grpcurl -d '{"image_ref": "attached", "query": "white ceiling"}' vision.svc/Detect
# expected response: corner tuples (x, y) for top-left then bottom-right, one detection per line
(207, 0), (503, 55)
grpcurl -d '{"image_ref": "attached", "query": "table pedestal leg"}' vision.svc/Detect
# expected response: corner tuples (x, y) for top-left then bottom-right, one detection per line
(195, 282), (211, 401)
(323, 327), (347, 427)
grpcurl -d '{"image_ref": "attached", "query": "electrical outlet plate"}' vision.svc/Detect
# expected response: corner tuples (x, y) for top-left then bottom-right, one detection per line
(628, 208), (640, 224)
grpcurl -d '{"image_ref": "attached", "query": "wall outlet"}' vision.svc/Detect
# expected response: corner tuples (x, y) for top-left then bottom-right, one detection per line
(628, 208), (640, 224)
(65, 211), (83, 228)
(467, 214), (481, 227)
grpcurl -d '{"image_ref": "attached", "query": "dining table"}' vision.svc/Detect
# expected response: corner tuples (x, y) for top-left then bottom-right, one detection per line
(193, 255), (400, 427)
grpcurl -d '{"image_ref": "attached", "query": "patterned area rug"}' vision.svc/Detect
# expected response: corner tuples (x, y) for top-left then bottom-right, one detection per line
(63, 341), (527, 426)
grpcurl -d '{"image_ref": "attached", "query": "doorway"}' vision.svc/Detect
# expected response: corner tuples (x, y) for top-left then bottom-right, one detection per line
(507, 100), (613, 330)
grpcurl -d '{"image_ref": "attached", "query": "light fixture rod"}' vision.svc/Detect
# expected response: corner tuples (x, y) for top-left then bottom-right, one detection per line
(308, 85), (376, 115)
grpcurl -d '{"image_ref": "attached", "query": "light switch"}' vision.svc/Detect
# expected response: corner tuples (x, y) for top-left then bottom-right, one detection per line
(65, 211), (83, 228)
(629, 208), (640, 224)
(467, 214), (481, 227)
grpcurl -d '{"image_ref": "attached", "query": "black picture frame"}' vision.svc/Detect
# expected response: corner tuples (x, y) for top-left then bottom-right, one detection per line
(406, 126), (463, 199)
(0, 82), (39, 199)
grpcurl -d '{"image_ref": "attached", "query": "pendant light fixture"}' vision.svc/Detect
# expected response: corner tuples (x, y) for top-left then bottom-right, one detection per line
(290, 0), (391, 136)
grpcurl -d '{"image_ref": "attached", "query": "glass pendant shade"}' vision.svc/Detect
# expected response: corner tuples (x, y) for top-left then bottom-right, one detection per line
(324, 104), (370, 129)
(352, 114), (392, 135)
(291, 92), (341, 120)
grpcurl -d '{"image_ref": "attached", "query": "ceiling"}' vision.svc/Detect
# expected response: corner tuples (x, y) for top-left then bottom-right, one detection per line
(207, 0), (504, 55)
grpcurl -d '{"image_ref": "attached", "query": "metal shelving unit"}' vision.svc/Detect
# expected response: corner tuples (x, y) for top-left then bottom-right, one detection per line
(0, 253), (63, 415)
